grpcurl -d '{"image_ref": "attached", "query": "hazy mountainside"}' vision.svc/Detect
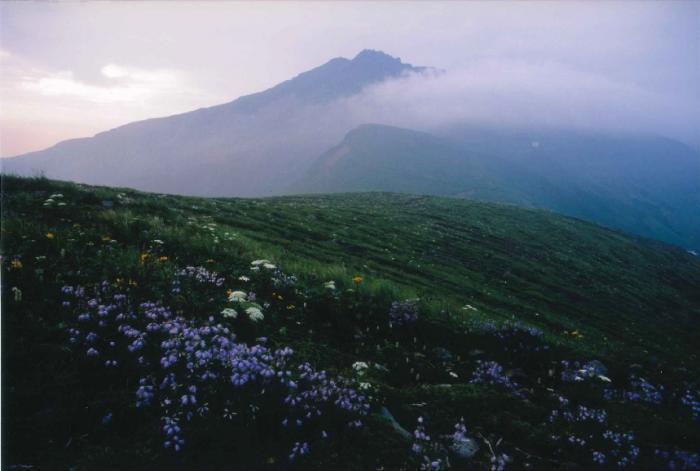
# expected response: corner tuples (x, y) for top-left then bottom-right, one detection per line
(3, 49), (698, 249)
(2, 50), (426, 197)
(295, 124), (700, 250)
(3, 176), (700, 469)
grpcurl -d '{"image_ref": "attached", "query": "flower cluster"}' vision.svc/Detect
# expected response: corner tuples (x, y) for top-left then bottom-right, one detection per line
(602, 430), (640, 467)
(177, 265), (225, 287)
(624, 375), (664, 404)
(560, 360), (610, 383)
(389, 299), (420, 326)
(549, 404), (608, 425)
(680, 389), (699, 422)
(654, 448), (700, 470)
(61, 280), (370, 461)
(411, 417), (443, 471)
(43, 192), (67, 207)
(470, 360), (523, 397)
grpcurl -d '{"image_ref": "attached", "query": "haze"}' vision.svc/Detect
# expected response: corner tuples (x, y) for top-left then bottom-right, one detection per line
(1, 1), (699, 157)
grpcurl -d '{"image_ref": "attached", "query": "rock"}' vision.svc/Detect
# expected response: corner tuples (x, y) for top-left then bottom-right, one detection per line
(450, 438), (479, 459)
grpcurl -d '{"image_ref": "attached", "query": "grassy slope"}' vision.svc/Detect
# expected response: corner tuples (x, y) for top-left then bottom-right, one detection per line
(4, 175), (700, 369)
(2, 175), (700, 469)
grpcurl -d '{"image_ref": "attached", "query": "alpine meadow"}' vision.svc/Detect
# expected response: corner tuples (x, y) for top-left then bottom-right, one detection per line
(1, 2), (699, 470)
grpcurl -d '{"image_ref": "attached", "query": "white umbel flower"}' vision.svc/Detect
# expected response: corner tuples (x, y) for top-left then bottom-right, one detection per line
(245, 307), (264, 322)
(221, 308), (238, 319)
(228, 291), (247, 302)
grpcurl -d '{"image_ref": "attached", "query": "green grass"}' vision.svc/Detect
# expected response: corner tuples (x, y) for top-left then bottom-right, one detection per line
(2, 175), (699, 469)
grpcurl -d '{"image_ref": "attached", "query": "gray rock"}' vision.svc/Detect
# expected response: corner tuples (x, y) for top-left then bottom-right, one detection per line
(450, 438), (479, 459)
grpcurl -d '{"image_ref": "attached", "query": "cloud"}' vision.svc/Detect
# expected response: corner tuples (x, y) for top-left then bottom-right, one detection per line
(19, 63), (180, 104)
(0, 53), (217, 156)
(340, 60), (700, 146)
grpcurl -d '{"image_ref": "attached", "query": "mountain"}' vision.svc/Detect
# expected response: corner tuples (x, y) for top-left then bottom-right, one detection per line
(294, 124), (700, 250)
(1, 50), (427, 197)
(3, 49), (698, 249)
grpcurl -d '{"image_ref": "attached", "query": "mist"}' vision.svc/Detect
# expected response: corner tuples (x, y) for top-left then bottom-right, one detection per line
(338, 61), (699, 148)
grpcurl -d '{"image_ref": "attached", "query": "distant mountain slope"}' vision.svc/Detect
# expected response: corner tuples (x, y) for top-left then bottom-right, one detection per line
(294, 124), (700, 250)
(2, 50), (426, 197)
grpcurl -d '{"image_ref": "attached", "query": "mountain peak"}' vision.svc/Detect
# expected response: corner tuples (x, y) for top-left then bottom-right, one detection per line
(352, 49), (401, 62)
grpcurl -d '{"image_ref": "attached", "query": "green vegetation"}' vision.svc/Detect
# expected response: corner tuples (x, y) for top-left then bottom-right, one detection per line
(2, 175), (699, 469)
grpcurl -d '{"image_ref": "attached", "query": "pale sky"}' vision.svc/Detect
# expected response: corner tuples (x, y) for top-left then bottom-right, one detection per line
(1, 1), (698, 157)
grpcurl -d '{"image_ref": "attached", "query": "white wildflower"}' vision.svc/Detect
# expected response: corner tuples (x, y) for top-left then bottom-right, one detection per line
(245, 307), (264, 322)
(152, 239), (164, 245)
(597, 375), (612, 383)
(323, 281), (336, 290)
(238, 275), (250, 282)
(359, 382), (372, 390)
(251, 259), (271, 266)
(352, 361), (369, 374)
(448, 371), (459, 379)
(228, 291), (247, 302)
(221, 308), (238, 319)
(263, 263), (276, 270)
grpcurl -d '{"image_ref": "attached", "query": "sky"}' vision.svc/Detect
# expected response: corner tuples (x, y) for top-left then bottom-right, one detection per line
(1, 1), (698, 157)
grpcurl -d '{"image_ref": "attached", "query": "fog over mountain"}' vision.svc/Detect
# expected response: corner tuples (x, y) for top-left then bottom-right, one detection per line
(3, 50), (699, 249)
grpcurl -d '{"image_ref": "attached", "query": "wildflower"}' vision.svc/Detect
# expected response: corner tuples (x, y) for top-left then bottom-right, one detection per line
(238, 275), (250, 282)
(263, 263), (276, 270)
(101, 235), (112, 242)
(159, 256), (168, 262)
(323, 281), (336, 290)
(46, 232), (55, 239)
(245, 307), (264, 322)
(10, 259), (23, 269)
(251, 259), (271, 266)
(352, 275), (363, 286)
(221, 308), (238, 319)
(228, 291), (247, 302)
(287, 304), (295, 310)
(352, 361), (369, 374)
(140, 253), (150, 265)
(152, 239), (164, 245)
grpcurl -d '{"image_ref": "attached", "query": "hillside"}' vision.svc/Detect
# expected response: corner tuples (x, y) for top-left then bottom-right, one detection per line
(3, 176), (699, 469)
(294, 124), (700, 250)
(1, 50), (427, 197)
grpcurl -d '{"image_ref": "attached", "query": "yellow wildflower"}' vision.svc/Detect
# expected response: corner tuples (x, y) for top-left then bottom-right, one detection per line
(46, 232), (55, 239)
(206, 258), (215, 264)
(140, 253), (150, 265)
(101, 235), (112, 242)
(10, 259), (23, 269)
(287, 304), (296, 310)
(159, 256), (168, 262)
(352, 275), (363, 286)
